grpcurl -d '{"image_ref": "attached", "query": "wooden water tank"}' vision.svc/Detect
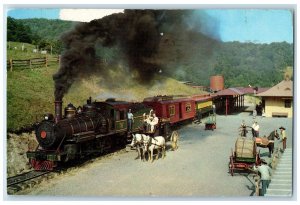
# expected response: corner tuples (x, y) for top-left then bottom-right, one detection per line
(210, 75), (224, 92)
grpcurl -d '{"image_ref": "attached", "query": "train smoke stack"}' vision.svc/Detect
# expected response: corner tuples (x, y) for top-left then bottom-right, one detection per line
(54, 100), (63, 122)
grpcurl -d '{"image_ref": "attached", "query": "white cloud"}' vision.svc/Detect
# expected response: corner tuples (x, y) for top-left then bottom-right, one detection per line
(59, 9), (124, 22)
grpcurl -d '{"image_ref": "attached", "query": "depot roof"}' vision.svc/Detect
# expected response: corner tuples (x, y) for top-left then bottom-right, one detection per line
(257, 80), (293, 97)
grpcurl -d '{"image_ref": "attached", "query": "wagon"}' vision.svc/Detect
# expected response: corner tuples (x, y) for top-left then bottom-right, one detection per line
(204, 113), (216, 130)
(228, 137), (262, 176)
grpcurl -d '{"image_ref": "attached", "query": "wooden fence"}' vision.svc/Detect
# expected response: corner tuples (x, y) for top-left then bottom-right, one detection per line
(7, 56), (60, 71)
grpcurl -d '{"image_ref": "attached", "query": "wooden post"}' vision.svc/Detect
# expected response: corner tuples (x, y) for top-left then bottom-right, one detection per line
(29, 59), (32, 69)
(10, 59), (13, 72)
(45, 56), (48, 67)
(225, 97), (228, 116)
(254, 175), (260, 196)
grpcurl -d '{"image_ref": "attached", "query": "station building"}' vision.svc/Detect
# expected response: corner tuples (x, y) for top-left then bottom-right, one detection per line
(257, 79), (293, 118)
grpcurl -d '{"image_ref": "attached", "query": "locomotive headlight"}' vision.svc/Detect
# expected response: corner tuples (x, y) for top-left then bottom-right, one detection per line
(44, 116), (49, 120)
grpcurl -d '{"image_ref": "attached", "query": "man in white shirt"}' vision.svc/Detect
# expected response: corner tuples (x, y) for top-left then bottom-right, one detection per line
(252, 121), (260, 138)
(127, 109), (134, 132)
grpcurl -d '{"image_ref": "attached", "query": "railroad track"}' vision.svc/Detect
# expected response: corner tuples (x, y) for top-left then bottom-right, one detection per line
(7, 170), (51, 187)
(7, 170), (57, 194)
(7, 147), (128, 194)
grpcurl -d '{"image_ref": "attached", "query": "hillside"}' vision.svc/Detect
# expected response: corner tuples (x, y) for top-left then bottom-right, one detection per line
(18, 18), (78, 40)
(7, 64), (204, 131)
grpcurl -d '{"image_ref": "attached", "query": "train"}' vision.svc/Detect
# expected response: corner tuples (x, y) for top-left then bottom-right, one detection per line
(27, 95), (214, 170)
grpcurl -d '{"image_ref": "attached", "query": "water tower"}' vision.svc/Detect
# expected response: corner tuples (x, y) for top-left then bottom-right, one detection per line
(210, 75), (224, 92)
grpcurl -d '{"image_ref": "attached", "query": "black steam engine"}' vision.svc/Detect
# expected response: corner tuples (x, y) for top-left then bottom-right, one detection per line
(27, 97), (150, 170)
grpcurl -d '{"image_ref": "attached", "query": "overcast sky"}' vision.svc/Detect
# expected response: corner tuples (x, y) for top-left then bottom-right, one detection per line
(7, 8), (293, 44)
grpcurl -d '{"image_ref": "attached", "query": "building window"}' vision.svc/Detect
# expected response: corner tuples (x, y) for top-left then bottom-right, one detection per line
(284, 99), (291, 108)
(169, 105), (175, 116)
(186, 103), (192, 112)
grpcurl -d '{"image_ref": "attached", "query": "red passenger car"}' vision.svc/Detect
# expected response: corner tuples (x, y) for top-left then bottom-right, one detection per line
(143, 95), (196, 125)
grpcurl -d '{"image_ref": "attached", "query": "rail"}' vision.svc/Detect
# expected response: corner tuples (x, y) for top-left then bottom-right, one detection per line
(7, 170), (51, 187)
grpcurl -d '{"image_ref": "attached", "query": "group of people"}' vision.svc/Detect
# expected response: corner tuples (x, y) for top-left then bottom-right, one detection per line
(239, 120), (260, 138)
(240, 120), (287, 151)
(239, 120), (288, 196)
(127, 109), (159, 134)
(143, 109), (159, 133)
(251, 126), (285, 196)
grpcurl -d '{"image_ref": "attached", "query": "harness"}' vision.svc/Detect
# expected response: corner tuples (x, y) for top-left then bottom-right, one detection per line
(145, 137), (163, 149)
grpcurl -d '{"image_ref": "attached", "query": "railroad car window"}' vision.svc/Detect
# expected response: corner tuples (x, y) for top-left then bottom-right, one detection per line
(186, 103), (192, 112)
(120, 110), (125, 120)
(169, 105), (175, 116)
(110, 109), (114, 118)
(116, 111), (120, 120)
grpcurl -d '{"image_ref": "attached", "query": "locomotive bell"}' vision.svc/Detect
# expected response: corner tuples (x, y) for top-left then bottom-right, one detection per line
(65, 103), (76, 119)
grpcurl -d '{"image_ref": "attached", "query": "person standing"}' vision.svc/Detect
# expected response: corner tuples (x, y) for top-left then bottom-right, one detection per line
(267, 129), (279, 158)
(252, 121), (260, 138)
(239, 120), (247, 137)
(252, 162), (272, 196)
(279, 126), (287, 151)
(212, 104), (216, 115)
(150, 113), (159, 133)
(253, 108), (257, 119)
(127, 109), (134, 132)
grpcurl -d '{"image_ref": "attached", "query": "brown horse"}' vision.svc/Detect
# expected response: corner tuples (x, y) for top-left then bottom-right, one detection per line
(255, 130), (279, 157)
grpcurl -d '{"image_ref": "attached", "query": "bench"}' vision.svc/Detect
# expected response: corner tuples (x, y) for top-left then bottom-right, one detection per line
(272, 112), (288, 117)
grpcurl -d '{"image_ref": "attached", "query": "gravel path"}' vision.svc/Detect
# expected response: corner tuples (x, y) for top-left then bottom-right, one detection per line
(17, 111), (293, 198)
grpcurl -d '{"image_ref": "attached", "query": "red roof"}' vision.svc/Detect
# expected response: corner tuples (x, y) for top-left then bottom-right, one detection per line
(215, 88), (244, 96)
(216, 87), (271, 96)
(192, 94), (214, 102)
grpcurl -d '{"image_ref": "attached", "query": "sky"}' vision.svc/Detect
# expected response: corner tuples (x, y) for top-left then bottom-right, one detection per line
(6, 8), (293, 44)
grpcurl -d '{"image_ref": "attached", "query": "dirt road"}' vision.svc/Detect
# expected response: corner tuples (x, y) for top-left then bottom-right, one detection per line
(17, 112), (292, 198)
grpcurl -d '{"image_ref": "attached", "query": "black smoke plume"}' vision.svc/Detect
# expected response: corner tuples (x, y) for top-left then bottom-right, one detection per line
(53, 10), (219, 100)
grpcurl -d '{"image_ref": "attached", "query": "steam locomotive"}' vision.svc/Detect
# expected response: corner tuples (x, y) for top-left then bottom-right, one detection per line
(27, 95), (214, 170)
(27, 97), (151, 170)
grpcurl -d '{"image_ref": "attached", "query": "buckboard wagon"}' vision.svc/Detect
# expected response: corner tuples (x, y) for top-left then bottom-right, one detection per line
(229, 137), (262, 176)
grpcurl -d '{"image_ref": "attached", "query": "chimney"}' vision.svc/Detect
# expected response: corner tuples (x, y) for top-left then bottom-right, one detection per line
(54, 100), (63, 122)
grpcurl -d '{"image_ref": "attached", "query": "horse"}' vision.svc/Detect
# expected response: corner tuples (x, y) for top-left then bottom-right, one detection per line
(130, 133), (147, 161)
(143, 135), (166, 162)
(255, 130), (279, 157)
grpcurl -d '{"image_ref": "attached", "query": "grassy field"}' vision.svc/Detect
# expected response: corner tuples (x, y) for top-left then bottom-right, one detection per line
(7, 63), (205, 131)
(6, 41), (208, 131)
(7, 42), (47, 60)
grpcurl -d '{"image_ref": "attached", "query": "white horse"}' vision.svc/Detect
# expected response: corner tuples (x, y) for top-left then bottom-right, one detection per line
(130, 133), (146, 161)
(143, 135), (166, 162)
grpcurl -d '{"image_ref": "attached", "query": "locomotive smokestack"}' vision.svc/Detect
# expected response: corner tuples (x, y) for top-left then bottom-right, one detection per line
(54, 100), (63, 122)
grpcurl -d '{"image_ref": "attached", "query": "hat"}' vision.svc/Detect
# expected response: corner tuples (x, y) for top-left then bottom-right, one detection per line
(279, 126), (286, 130)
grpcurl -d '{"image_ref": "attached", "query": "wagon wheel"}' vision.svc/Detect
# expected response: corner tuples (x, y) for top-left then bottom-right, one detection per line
(229, 155), (234, 176)
(170, 131), (179, 151)
(229, 149), (235, 176)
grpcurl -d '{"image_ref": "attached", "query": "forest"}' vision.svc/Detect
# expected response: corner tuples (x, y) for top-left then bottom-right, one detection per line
(7, 17), (293, 88)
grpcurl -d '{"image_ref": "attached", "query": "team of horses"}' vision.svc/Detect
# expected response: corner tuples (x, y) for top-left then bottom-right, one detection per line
(130, 132), (179, 162)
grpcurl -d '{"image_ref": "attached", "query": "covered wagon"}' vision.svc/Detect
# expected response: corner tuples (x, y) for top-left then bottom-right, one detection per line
(229, 137), (262, 176)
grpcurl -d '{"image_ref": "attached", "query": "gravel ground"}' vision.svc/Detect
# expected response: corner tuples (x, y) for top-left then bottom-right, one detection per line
(15, 110), (293, 199)
(7, 132), (38, 177)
